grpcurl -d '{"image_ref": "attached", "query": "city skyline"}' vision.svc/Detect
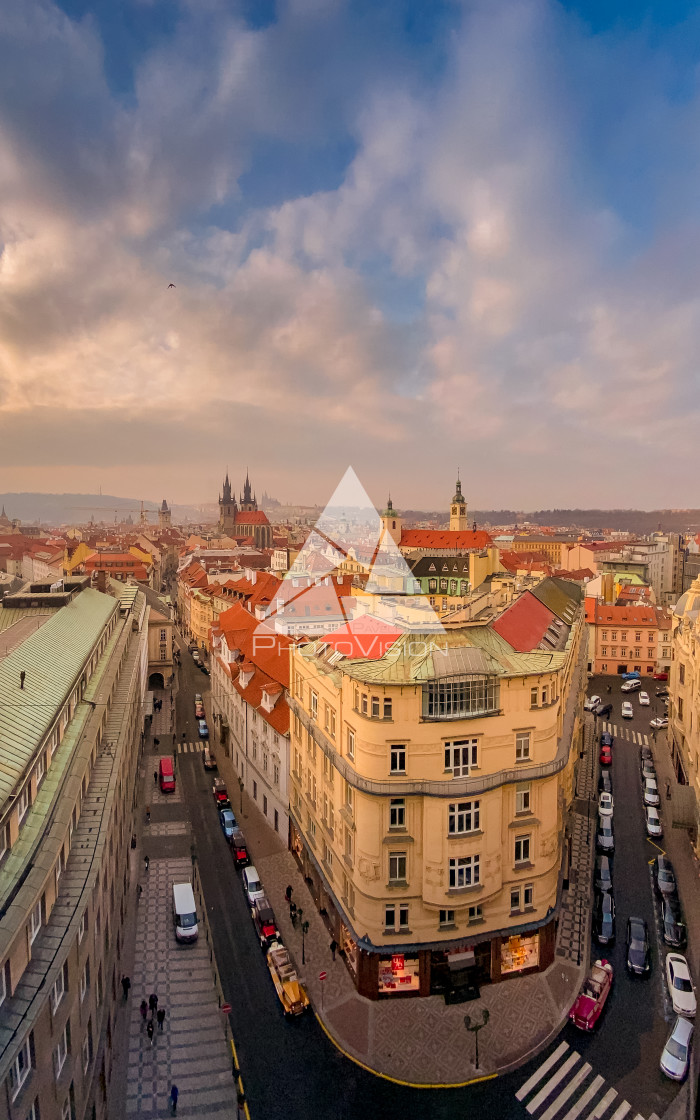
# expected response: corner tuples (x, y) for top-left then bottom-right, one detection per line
(2, 1), (700, 503)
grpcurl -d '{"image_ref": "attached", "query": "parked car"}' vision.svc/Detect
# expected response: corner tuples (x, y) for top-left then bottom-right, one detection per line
(641, 760), (657, 783)
(252, 897), (280, 949)
(212, 779), (230, 810)
(645, 805), (663, 838)
(595, 855), (613, 892)
(662, 897), (687, 949)
(621, 701), (634, 719)
(595, 702), (613, 718)
(654, 855), (678, 899)
(666, 954), (696, 1017)
(596, 817), (615, 853)
(654, 671), (669, 680)
(626, 917), (651, 976)
(194, 702), (205, 719)
(600, 744), (613, 766)
(194, 693), (203, 704)
(622, 679), (642, 692)
(569, 960), (613, 1031)
(598, 770), (613, 795)
(266, 941), (311, 1017)
(219, 808), (236, 841)
(600, 731), (614, 749)
(644, 778), (660, 806)
(660, 1016), (694, 1081)
(650, 717), (669, 730)
(202, 746), (217, 770)
(622, 671), (641, 681)
(639, 691), (650, 706)
(592, 890), (616, 946)
(640, 744), (653, 765)
(197, 718), (209, 739)
(656, 687), (670, 698)
(598, 792), (614, 818)
(192, 650), (202, 665)
(199, 664), (210, 675)
(231, 828), (250, 869)
(242, 865), (265, 909)
(585, 695), (602, 712)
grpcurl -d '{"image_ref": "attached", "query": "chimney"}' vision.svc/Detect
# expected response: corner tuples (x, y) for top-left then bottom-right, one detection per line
(96, 569), (107, 593)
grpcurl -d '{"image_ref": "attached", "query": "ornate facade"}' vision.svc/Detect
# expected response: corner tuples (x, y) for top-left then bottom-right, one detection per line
(218, 471), (273, 549)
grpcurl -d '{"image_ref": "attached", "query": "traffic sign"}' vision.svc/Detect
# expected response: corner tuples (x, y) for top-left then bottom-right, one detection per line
(220, 1003), (232, 1014)
(319, 971), (327, 982)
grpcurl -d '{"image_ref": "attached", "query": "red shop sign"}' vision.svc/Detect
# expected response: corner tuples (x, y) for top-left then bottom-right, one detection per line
(391, 954), (405, 973)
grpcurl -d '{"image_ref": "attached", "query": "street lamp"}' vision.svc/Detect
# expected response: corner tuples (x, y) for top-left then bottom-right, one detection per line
(464, 1008), (489, 1070)
(301, 920), (310, 964)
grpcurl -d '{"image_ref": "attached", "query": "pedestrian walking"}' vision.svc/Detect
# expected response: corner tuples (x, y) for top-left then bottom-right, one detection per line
(145, 806), (151, 824)
(666, 779), (672, 800)
(149, 992), (158, 1015)
(173, 732), (177, 746)
(140, 999), (148, 1023)
(157, 1007), (166, 1031)
(290, 900), (297, 925)
(154, 737), (160, 746)
(154, 770), (158, 785)
(137, 883), (143, 902)
(170, 1084), (179, 1115)
(146, 1019), (154, 1045)
(131, 833), (137, 849)
(121, 974), (131, 1000)
(285, 885), (293, 904)
(329, 939), (338, 962)
(144, 854), (150, 872)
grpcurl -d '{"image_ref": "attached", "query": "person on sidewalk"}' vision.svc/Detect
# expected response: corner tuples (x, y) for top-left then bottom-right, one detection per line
(154, 770), (158, 785)
(289, 900), (297, 925)
(140, 999), (148, 1023)
(666, 779), (672, 800)
(170, 1084), (179, 1115)
(329, 939), (338, 962)
(144, 855), (150, 872)
(157, 1007), (166, 1031)
(146, 1019), (154, 1045)
(285, 885), (293, 904)
(121, 975), (131, 1000)
(145, 806), (151, 824)
(149, 992), (158, 1015)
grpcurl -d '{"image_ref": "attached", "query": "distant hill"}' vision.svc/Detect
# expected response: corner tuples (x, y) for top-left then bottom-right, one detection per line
(400, 509), (700, 536)
(0, 493), (207, 526)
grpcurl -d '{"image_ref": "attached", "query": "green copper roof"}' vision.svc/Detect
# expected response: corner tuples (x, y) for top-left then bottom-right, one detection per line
(0, 590), (118, 813)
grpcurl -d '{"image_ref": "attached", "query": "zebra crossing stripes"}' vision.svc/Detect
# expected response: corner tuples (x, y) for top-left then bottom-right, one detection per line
(602, 722), (649, 746)
(177, 740), (206, 753)
(516, 1045), (649, 1120)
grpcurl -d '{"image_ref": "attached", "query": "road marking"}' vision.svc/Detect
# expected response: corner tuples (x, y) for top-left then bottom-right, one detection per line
(609, 1104), (631, 1120)
(644, 734), (649, 746)
(540, 1062), (591, 1120)
(516, 1042), (570, 1101)
(527, 1053), (581, 1114)
(613, 725), (618, 736)
(561, 1074), (604, 1120)
(584, 1086), (617, 1120)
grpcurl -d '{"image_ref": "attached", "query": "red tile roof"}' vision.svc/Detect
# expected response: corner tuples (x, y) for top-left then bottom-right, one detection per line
(321, 614), (402, 660)
(400, 529), (492, 551)
(492, 591), (558, 652)
(234, 511), (270, 525)
(586, 599), (671, 628)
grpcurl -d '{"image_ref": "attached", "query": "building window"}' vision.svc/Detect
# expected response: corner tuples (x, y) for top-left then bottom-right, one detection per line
(444, 740), (478, 777)
(17, 786), (30, 824)
(344, 827), (353, 863)
(541, 686), (548, 705)
(524, 884), (534, 908)
(388, 852), (407, 883)
(29, 899), (42, 945)
(399, 905), (409, 930)
(26, 1099), (40, 1120)
(80, 959), (90, 1003)
(263, 795), (268, 815)
(371, 696), (380, 718)
(253, 780), (257, 800)
(310, 692), (318, 720)
(468, 904), (483, 922)
(439, 909), (455, 927)
(78, 911), (87, 944)
(9, 1035), (32, 1100)
(449, 856), (480, 888)
(424, 676), (499, 719)
(35, 754), (46, 787)
(515, 732), (531, 762)
(347, 729), (355, 761)
(323, 842), (333, 870)
(384, 905), (395, 930)
(602, 630), (608, 640)
(510, 888), (521, 912)
(515, 783), (531, 814)
(635, 632), (641, 642)
(329, 710), (336, 738)
(390, 746), (406, 774)
(51, 963), (67, 1013)
(601, 647), (607, 656)
(530, 686), (538, 708)
(54, 1024), (69, 1077)
(514, 835), (531, 864)
(361, 694), (368, 715)
(448, 800), (480, 835)
(383, 698), (392, 719)
(389, 799), (405, 829)
(678, 697), (684, 721)
(680, 664), (685, 685)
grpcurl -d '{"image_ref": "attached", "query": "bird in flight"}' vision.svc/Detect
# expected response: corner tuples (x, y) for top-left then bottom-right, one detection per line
(168, 283), (176, 289)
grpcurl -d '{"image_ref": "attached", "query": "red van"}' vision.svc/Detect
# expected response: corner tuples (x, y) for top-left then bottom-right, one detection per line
(159, 757), (175, 793)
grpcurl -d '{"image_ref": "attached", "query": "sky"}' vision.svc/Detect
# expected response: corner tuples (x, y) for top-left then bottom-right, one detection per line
(1, 0), (700, 511)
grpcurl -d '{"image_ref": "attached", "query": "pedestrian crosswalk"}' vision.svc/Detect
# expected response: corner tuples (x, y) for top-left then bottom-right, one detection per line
(601, 722), (648, 746)
(516, 1041), (650, 1120)
(177, 740), (207, 753)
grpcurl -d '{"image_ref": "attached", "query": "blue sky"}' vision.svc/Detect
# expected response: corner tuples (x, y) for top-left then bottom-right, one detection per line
(1, 0), (700, 509)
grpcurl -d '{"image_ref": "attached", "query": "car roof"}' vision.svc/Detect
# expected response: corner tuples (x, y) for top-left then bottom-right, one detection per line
(669, 954), (690, 974)
(671, 1016), (694, 1043)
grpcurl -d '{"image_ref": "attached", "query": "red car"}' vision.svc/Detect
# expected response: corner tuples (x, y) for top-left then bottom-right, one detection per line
(654, 671), (669, 681)
(212, 779), (230, 810)
(600, 745), (613, 766)
(195, 703), (205, 719)
(570, 959), (613, 1030)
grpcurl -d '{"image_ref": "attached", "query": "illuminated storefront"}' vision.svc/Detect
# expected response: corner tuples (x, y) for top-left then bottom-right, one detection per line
(500, 933), (540, 975)
(378, 954), (420, 994)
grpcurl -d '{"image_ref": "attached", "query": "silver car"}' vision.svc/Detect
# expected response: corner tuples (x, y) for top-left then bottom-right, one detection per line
(644, 778), (660, 806)
(660, 1015), (693, 1080)
(645, 805), (663, 837)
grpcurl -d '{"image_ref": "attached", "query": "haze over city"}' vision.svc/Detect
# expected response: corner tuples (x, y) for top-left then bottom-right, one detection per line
(2, 0), (700, 505)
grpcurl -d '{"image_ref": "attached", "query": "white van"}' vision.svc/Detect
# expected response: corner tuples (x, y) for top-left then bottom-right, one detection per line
(172, 882), (198, 943)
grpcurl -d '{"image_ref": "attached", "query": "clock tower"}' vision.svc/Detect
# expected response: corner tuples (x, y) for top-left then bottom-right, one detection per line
(449, 473), (468, 532)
